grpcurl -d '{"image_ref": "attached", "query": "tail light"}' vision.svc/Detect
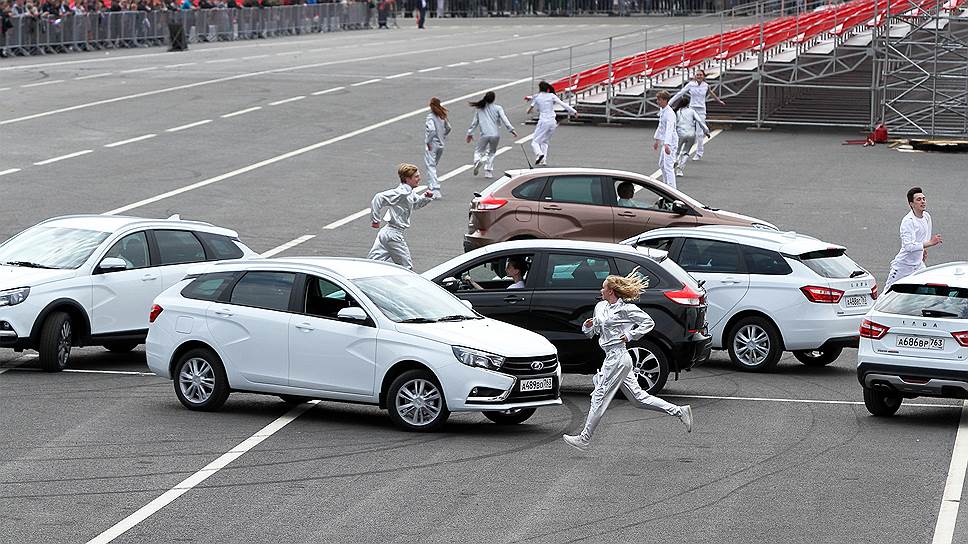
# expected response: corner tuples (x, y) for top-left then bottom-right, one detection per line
(871, 282), (879, 300)
(476, 195), (508, 210)
(860, 319), (889, 339)
(952, 331), (968, 347)
(664, 284), (704, 306)
(800, 285), (844, 303)
(149, 304), (164, 324)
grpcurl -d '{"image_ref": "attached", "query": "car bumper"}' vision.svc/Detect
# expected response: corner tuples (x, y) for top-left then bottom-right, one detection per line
(0, 315), (30, 350)
(858, 361), (968, 399)
(462, 233), (495, 253)
(442, 363), (562, 411)
(781, 312), (864, 351)
(670, 331), (713, 370)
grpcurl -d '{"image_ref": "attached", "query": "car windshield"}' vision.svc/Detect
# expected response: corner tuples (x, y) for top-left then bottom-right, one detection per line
(874, 284), (968, 319)
(0, 226), (111, 270)
(797, 248), (865, 279)
(353, 274), (481, 323)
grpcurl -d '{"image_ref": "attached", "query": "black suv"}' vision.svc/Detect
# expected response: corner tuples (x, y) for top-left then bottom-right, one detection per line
(422, 240), (711, 394)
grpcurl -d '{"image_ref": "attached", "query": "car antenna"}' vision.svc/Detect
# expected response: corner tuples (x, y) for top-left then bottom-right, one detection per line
(520, 144), (534, 169)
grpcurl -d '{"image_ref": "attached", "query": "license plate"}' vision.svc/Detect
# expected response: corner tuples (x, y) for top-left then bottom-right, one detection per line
(520, 377), (553, 392)
(896, 335), (945, 350)
(844, 295), (868, 307)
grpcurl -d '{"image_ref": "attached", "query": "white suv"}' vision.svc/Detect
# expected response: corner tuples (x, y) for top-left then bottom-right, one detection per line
(146, 257), (561, 432)
(623, 226), (876, 371)
(0, 215), (257, 371)
(857, 262), (968, 416)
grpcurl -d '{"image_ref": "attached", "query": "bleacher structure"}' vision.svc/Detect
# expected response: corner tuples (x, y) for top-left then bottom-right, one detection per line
(540, 0), (968, 137)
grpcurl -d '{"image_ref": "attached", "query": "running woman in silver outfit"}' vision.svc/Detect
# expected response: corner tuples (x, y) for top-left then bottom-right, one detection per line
(424, 97), (451, 199)
(368, 163), (434, 270)
(563, 275), (693, 451)
(466, 91), (517, 179)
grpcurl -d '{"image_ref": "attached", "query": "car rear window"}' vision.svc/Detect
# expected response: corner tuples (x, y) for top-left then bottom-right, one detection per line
(615, 258), (661, 289)
(797, 248), (866, 279)
(658, 258), (702, 290)
(181, 272), (238, 301)
(511, 177), (547, 200)
(197, 232), (244, 260)
(744, 245), (792, 275)
(479, 174), (513, 197)
(874, 284), (968, 319)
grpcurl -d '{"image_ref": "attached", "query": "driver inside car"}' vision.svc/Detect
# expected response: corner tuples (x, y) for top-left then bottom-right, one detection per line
(463, 256), (529, 290)
(616, 181), (648, 209)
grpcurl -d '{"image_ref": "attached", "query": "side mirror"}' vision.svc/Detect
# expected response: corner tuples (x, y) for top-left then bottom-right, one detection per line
(337, 307), (368, 324)
(671, 200), (689, 215)
(98, 257), (128, 273)
(441, 277), (460, 293)
(460, 299), (473, 309)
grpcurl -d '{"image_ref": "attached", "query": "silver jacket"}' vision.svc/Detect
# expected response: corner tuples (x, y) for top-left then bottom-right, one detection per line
(582, 299), (655, 351)
(425, 113), (452, 148)
(370, 183), (432, 230)
(467, 104), (515, 138)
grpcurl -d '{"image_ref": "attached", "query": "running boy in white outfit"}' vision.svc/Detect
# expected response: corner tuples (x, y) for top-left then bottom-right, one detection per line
(653, 90), (678, 189)
(884, 186), (943, 291)
(563, 274), (693, 451)
(368, 163), (434, 270)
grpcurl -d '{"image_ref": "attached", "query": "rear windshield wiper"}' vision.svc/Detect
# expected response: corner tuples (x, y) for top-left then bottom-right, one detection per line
(399, 317), (438, 323)
(2, 261), (59, 269)
(922, 309), (960, 318)
(849, 270), (867, 278)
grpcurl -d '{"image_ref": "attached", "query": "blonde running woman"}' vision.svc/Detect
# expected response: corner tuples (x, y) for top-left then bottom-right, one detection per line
(466, 91), (517, 179)
(424, 97), (452, 199)
(563, 274), (693, 451)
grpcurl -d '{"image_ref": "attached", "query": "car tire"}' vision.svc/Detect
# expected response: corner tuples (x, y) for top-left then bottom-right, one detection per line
(172, 348), (230, 411)
(627, 340), (669, 394)
(483, 407), (537, 425)
(39, 311), (73, 372)
(792, 347), (844, 367)
(726, 316), (783, 372)
(387, 369), (449, 432)
(102, 341), (139, 354)
(863, 387), (902, 417)
(278, 395), (313, 405)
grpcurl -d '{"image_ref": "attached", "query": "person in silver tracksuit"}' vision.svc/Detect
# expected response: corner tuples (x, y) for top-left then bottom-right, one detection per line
(563, 275), (693, 451)
(466, 91), (517, 179)
(424, 97), (451, 199)
(367, 163), (434, 270)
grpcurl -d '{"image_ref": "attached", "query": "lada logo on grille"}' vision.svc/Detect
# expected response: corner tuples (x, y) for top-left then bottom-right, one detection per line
(531, 361), (545, 371)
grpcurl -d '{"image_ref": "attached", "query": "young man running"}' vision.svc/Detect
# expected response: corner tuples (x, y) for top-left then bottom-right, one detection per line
(368, 163), (434, 270)
(653, 90), (678, 189)
(884, 186), (943, 292)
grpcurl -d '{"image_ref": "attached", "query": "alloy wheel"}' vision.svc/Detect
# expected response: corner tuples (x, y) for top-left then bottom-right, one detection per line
(395, 378), (442, 427)
(733, 324), (771, 367)
(629, 346), (661, 391)
(57, 321), (72, 369)
(179, 358), (216, 404)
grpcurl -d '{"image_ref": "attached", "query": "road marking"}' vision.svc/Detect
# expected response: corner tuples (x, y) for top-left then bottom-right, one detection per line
(85, 401), (319, 544)
(242, 54), (271, 60)
(268, 96), (306, 106)
(446, 62), (469, 67)
(311, 86), (344, 96)
(0, 87), (9, 91)
(104, 77), (531, 216)
(64, 369), (157, 376)
(933, 401), (968, 544)
(164, 62), (197, 68)
(165, 120), (212, 133)
(499, 53), (519, 59)
(104, 134), (157, 148)
(21, 80), (64, 88)
(74, 72), (113, 80)
(351, 79), (381, 87)
(261, 234), (316, 257)
(0, 168), (21, 177)
(205, 58), (237, 64)
(323, 209), (372, 230)
(275, 52), (291, 56)
(221, 106), (262, 118)
(541, 47), (559, 52)
(418, 66), (442, 73)
(473, 57), (495, 63)
(34, 149), (93, 166)
(519, 50), (537, 55)
(662, 393), (958, 408)
(120, 66), (158, 73)
(385, 71), (413, 79)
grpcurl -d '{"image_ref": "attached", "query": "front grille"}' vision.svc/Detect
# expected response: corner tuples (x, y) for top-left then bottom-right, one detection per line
(499, 355), (559, 376)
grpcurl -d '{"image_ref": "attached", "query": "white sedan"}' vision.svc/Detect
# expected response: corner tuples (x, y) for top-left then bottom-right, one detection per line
(146, 257), (561, 431)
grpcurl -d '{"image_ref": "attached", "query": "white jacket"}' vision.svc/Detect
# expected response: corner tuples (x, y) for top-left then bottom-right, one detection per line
(530, 92), (577, 123)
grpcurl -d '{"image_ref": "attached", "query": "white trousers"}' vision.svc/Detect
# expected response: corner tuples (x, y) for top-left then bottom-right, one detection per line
(531, 119), (557, 161)
(578, 347), (681, 442)
(885, 261), (926, 292)
(367, 226), (412, 270)
(675, 134), (696, 170)
(474, 135), (500, 174)
(657, 148), (677, 189)
(694, 107), (707, 157)
(425, 143), (444, 191)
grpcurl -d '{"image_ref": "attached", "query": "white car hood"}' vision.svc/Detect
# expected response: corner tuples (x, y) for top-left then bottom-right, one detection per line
(0, 265), (76, 289)
(395, 318), (556, 358)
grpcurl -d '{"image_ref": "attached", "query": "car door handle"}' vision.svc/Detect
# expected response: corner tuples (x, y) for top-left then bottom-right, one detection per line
(214, 309), (234, 317)
(720, 277), (741, 284)
(295, 322), (314, 331)
(141, 273), (159, 281)
(616, 211), (635, 217)
(504, 295), (525, 303)
(542, 204), (562, 211)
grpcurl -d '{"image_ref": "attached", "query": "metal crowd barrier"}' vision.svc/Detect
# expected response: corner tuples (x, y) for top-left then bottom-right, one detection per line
(0, 3), (368, 57)
(408, 0), (726, 17)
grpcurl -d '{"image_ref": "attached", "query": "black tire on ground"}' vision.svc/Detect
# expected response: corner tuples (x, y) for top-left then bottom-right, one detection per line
(726, 316), (783, 372)
(386, 369), (449, 432)
(38, 311), (73, 372)
(863, 387), (903, 417)
(792, 347), (844, 367)
(102, 341), (139, 353)
(172, 347), (230, 411)
(278, 395), (314, 405)
(483, 407), (537, 425)
(626, 339), (670, 395)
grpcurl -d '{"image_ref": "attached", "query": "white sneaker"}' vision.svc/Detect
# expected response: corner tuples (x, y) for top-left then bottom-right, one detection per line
(562, 433), (590, 451)
(692, 155), (702, 161)
(679, 405), (693, 433)
(473, 159), (482, 176)
(431, 190), (442, 200)
(675, 168), (684, 176)
(484, 171), (494, 179)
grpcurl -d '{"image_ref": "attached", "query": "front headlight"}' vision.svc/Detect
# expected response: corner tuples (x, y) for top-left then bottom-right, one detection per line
(452, 346), (505, 370)
(0, 287), (29, 307)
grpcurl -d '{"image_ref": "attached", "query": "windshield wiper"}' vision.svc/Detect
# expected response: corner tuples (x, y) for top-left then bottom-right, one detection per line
(2, 261), (59, 269)
(399, 317), (438, 323)
(437, 314), (473, 322)
(922, 309), (959, 318)
(849, 270), (867, 278)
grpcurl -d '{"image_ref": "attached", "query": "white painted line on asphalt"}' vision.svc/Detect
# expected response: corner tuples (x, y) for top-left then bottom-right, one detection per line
(447, 62), (469, 67)
(418, 66), (442, 73)
(473, 57), (495, 63)
(105, 77), (531, 216)
(0, 168), (21, 177)
(120, 66), (158, 74)
(268, 96), (306, 106)
(64, 369), (157, 376)
(499, 53), (519, 59)
(541, 47), (559, 52)
(323, 209), (371, 230)
(0, 87), (9, 91)
(74, 72), (113, 80)
(385, 71), (413, 79)
(242, 54), (271, 60)
(664, 393), (959, 409)
(933, 401), (968, 544)
(311, 86), (345, 96)
(351, 79), (381, 87)
(261, 235), (316, 257)
(221, 106), (262, 118)
(519, 50), (537, 55)
(275, 52), (291, 56)
(85, 400), (319, 544)
(104, 134), (157, 148)
(205, 58), (237, 64)
(21, 80), (64, 88)
(34, 149), (93, 166)
(164, 62), (197, 68)
(165, 120), (212, 133)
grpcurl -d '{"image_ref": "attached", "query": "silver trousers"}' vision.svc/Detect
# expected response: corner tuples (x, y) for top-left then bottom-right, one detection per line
(425, 143), (444, 191)
(474, 135), (500, 173)
(367, 226), (412, 270)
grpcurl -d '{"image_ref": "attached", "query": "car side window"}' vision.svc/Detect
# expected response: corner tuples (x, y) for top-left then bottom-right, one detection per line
(636, 237), (674, 252)
(542, 254), (612, 289)
(544, 176), (604, 206)
(511, 177), (547, 201)
(454, 253), (534, 291)
(182, 272), (238, 301)
(154, 230), (207, 266)
(229, 271), (295, 312)
(678, 239), (742, 274)
(196, 232), (244, 260)
(615, 258), (660, 289)
(613, 179), (675, 212)
(743, 246), (793, 275)
(102, 231), (150, 270)
(304, 276), (360, 319)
